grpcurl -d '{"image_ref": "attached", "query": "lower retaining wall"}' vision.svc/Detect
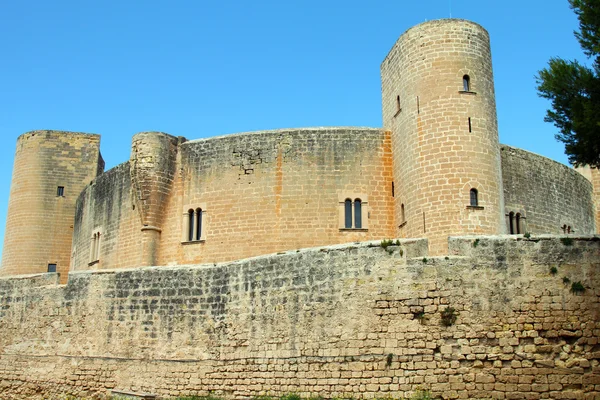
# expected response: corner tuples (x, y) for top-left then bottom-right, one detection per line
(0, 236), (598, 399)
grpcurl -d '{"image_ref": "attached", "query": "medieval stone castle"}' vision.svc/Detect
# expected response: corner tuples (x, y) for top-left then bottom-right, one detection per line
(2, 19), (598, 282)
(0, 19), (599, 400)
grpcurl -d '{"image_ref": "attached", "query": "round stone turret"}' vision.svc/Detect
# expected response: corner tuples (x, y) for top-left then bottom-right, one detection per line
(1, 130), (103, 281)
(381, 19), (505, 254)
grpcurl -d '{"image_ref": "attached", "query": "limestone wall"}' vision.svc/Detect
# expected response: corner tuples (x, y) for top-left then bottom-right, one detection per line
(71, 127), (396, 271)
(576, 166), (600, 233)
(501, 145), (596, 235)
(0, 236), (598, 399)
(1, 131), (103, 282)
(157, 127), (395, 265)
(72, 162), (144, 271)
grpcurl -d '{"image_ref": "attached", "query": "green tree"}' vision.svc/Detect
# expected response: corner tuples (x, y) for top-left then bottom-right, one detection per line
(537, 0), (600, 167)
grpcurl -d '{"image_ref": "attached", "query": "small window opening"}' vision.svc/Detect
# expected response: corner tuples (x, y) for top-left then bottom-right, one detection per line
(57, 186), (64, 196)
(515, 213), (521, 234)
(188, 209), (195, 241)
(354, 199), (362, 229)
(401, 203), (405, 223)
(417, 96), (420, 114)
(47, 263), (57, 273)
(90, 231), (101, 262)
(509, 212), (515, 234)
(344, 199), (352, 229)
(391, 182), (395, 197)
(195, 208), (202, 241)
(396, 95), (401, 112)
(463, 75), (470, 92)
(468, 117), (472, 132)
(469, 188), (478, 207)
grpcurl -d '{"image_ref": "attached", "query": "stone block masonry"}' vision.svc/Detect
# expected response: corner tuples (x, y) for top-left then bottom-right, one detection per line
(0, 235), (598, 399)
(1, 131), (103, 283)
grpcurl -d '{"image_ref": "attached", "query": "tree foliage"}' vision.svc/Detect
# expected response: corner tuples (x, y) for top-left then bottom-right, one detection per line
(537, 0), (600, 167)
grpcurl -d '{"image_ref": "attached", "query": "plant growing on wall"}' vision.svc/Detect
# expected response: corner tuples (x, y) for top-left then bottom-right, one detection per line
(571, 281), (586, 293)
(440, 307), (458, 327)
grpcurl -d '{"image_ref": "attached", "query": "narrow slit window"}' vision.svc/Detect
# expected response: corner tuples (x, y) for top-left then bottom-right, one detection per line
(396, 95), (401, 111)
(195, 208), (202, 241)
(469, 188), (478, 206)
(463, 75), (470, 91)
(516, 213), (521, 234)
(391, 182), (395, 197)
(95, 233), (101, 260)
(57, 186), (64, 196)
(188, 209), (194, 241)
(354, 199), (362, 229)
(401, 203), (405, 222)
(509, 212), (515, 234)
(468, 117), (472, 132)
(91, 233), (97, 261)
(344, 199), (352, 229)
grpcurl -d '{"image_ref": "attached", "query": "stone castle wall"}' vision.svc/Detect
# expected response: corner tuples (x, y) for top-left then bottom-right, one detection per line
(501, 145), (596, 235)
(72, 162), (144, 271)
(71, 128), (396, 271)
(0, 236), (598, 399)
(577, 166), (600, 232)
(1, 131), (103, 282)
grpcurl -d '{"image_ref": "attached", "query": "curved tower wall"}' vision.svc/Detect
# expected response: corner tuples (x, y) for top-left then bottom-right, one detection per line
(381, 19), (505, 254)
(130, 132), (181, 266)
(1, 131), (103, 281)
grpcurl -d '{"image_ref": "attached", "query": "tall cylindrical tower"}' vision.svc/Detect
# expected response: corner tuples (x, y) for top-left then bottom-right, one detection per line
(1, 131), (103, 281)
(381, 19), (505, 255)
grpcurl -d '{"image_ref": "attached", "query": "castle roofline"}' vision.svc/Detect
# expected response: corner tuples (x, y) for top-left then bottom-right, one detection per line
(184, 126), (384, 144)
(380, 18), (489, 67)
(17, 129), (100, 141)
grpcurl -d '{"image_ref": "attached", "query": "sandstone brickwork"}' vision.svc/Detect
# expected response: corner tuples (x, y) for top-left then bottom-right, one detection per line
(502, 146), (596, 235)
(70, 127), (396, 271)
(0, 236), (598, 399)
(0, 131), (103, 282)
(381, 19), (505, 255)
(577, 166), (600, 232)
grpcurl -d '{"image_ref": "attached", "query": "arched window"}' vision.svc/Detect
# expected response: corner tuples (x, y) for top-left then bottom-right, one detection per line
(463, 75), (470, 91)
(344, 199), (352, 229)
(195, 208), (203, 241)
(90, 231), (101, 263)
(188, 209), (195, 241)
(515, 213), (521, 234)
(354, 199), (362, 229)
(470, 188), (478, 206)
(509, 212), (515, 234)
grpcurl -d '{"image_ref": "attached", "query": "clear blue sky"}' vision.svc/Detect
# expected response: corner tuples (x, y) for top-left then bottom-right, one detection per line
(0, 0), (586, 259)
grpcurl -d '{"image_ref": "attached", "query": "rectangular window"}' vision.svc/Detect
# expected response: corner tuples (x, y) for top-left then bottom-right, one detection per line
(57, 186), (65, 196)
(47, 263), (57, 273)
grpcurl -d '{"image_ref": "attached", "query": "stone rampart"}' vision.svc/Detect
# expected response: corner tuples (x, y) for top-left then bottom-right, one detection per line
(501, 145), (596, 235)
(0, 236), (598, 399)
